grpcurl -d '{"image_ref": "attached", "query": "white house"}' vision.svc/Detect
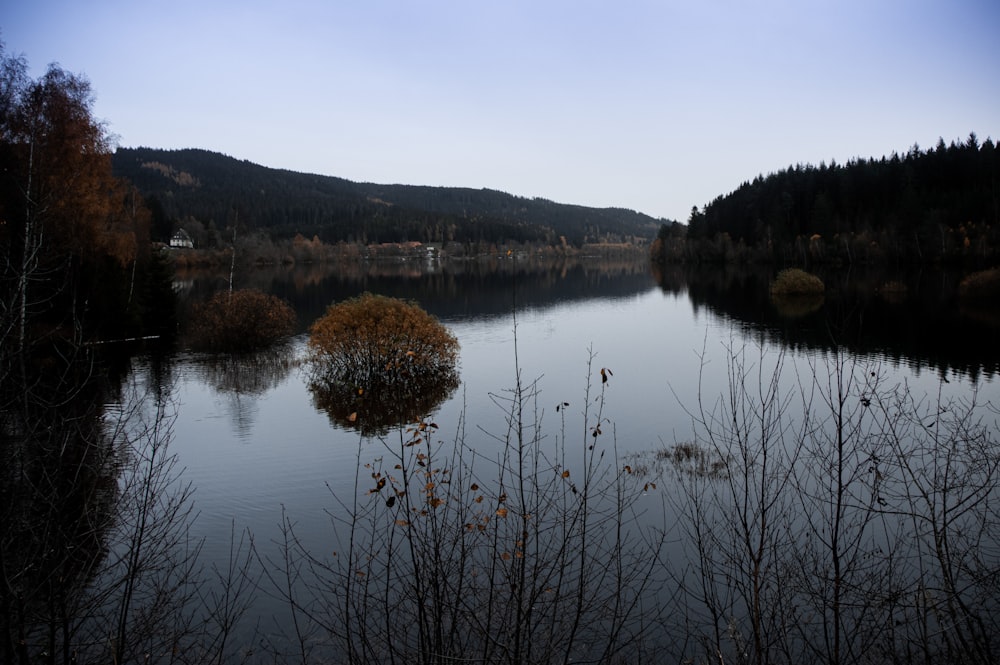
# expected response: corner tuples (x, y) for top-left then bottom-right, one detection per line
(170, 229), (194, 249)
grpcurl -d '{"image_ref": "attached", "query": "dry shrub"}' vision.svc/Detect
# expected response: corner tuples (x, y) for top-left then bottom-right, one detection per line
(188, 289), (296, 352)
(307, 292), (458, 396)
(958, 267), (1000, 303)
(770, 268), (825, 296)
(306, 293), (460, 434)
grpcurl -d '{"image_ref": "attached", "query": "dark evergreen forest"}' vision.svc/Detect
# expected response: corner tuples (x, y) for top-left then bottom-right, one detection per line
(654, 134), (999, 266)
(112, 147), (662, 248)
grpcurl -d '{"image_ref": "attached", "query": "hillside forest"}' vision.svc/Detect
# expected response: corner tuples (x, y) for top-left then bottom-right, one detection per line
(112, 147), (663, 251)
(653, 134), (1000, 267)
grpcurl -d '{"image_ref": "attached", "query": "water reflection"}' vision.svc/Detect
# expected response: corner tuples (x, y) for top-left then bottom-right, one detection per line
(191, 344), (297, 396)
(1, 360), (118, 649)
(189, 344), (297, 438)
(671, 264), (1000, 381)
(769, 292), (825, 318)
(177, 255), (657, 330)
(150, 257), (1000, 663)
(308, 370), (460, 437)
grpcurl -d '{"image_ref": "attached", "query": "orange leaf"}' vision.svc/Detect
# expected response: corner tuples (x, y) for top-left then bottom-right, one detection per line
(496, 507), (509, 518)
(561, 470), (570, 478)
(394, 519), (409, 526)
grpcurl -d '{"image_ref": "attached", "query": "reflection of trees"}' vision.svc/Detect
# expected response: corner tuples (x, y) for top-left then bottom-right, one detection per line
(675, 265), (1000, 381)
(309, 371), (459, 437)
(176, 254), (658, 331)
(192, 343), (296, 396)
(1, 342), (261, 663)
(190, 344), (297, 438)
(0, 342), (199, 663)
(650, 262), (688, 296)
(1, 352), (118, 659)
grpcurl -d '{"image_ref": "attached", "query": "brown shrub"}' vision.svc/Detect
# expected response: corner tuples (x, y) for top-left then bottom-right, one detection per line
(306, 293), (460, 434)
(307, 293), (459, 390)
(958, 267), (1000, 303)
(188, 289), (296, 353)
(770, 268), (825, 296)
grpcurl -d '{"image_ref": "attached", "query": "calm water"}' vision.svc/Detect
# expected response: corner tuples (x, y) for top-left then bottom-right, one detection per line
(130, 258), (1000, 660)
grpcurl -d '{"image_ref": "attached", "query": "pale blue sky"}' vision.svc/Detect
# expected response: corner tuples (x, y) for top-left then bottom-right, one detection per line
(5, 0), (998, 222)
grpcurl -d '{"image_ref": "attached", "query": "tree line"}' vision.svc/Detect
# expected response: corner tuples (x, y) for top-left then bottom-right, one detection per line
(1, 45), (190, 664)
(0, 50), (175, 350)
(653, 134), (999, 266)
(113, 147), (662, 248)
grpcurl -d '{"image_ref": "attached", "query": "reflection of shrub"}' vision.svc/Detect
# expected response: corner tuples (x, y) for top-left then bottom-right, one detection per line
(769, 268), (824, 296)
(309, 371), (459, 437)
(306, 293), (460, 433)
(188, 289), (296, 353)
(770, 293), (824, 318)
(958, 267), (1000, 303)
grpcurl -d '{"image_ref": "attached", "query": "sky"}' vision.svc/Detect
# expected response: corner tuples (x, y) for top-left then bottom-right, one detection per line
(4, 0), (999, 222)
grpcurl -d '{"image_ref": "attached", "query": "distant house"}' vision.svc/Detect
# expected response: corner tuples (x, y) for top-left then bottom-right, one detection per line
(170, 229), (194, 249)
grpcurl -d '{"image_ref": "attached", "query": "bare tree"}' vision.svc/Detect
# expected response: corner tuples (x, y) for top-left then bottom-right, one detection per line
(264, 349), (668, 664)
(872, 380), (1000, 664)
(671, 340), (803, 664)
(666, 339), (1000, 665)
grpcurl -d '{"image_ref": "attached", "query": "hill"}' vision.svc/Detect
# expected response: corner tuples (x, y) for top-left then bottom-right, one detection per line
(668, 133), (1000, 266)
(112, 147), (662, 247)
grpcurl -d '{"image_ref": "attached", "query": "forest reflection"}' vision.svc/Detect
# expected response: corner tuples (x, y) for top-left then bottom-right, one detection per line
(176, 253), (657, 329)
(657, 263), (1000, 381)
(189, 344), (298, 437)
(1, 343), (199, 664)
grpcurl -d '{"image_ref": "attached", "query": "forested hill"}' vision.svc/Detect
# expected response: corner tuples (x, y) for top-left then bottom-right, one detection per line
(677, 134), (999, 265)
(113, 147), (662, 246)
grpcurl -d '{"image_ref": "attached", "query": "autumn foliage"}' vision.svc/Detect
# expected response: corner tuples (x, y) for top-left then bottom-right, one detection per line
(769, 267), (825, 296)
(187, 288), (296, 353)
(308, 293), (459, 389)
(306, 293), (459, 433)
(958, 266), (1000, 303)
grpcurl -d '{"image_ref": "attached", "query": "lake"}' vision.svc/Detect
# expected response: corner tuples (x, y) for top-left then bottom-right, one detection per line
(126, 256), (1000, 663)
